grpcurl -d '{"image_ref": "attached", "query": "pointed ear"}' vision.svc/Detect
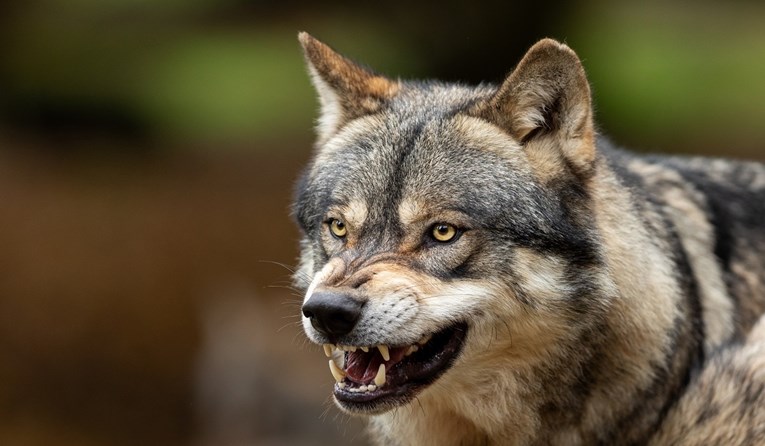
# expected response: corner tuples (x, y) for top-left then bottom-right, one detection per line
(471, 38), (595, 172)
(298, 32), (399, 143)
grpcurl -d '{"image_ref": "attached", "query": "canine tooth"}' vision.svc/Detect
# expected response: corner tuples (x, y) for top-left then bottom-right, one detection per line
(361, 346), (369, 352)
(367, 384), (376, 391)
(378, 345), (390, 361)
(374, 363), (386, 387)
(329, 359), (346, 383)
(419, 334), (432, 345)
(323, 344), (334, 357)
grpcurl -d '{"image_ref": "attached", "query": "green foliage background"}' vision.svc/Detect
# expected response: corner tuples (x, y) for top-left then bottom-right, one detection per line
(1, 0), (763, 156)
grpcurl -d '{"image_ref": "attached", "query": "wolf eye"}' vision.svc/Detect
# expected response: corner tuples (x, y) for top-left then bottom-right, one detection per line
(329, 219), (347, 238)
(431, 223), (457, 242)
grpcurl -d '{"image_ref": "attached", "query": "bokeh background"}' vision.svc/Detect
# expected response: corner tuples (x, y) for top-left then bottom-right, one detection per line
(0, 1), (763, 445)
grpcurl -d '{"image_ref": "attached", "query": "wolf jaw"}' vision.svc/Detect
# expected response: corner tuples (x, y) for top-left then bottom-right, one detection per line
(325, 323), (468, 413)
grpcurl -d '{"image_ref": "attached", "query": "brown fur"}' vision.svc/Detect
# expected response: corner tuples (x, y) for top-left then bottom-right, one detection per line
(299, 32), (400, 143)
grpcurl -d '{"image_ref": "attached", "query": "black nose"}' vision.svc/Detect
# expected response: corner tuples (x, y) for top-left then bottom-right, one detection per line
(302, 291), (363, 338)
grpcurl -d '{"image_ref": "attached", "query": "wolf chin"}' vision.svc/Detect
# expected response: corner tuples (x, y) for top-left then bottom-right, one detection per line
(292, 32), (765, 445)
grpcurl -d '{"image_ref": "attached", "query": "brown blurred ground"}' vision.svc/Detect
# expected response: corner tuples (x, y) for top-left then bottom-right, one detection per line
(0, 137), (365, 445)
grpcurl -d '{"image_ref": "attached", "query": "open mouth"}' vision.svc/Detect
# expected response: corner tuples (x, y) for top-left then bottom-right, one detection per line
(322, 323), (468, 413)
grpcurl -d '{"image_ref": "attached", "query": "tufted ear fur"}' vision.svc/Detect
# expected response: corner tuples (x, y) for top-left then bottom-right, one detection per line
(471, 38), (596, 173)
(299, 32), (400, 144)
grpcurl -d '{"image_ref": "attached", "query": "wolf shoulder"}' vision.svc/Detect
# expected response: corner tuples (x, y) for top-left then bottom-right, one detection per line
(598, 139), (765, 215)
(650, 315), (765, 446)
(600, 140), (765, 338)
(598, 140), (765, 258)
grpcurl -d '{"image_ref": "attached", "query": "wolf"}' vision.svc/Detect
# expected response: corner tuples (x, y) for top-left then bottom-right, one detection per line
(292, 32), (765, 445)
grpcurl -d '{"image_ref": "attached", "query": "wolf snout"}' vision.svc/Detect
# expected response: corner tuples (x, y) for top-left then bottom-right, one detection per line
(302, 291), (363, 339)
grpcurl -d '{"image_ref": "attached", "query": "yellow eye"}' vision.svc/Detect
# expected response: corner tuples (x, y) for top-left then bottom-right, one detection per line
(432, 224), (457, 242)
(329, 219), (347, 238)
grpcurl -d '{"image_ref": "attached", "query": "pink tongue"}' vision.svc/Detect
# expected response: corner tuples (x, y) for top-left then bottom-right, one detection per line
(345, 347), (408, 383)
(346, 352), (382, 382)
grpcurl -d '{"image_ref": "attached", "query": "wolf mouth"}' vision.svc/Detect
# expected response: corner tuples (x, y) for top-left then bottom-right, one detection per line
(323, 323), (468, 413)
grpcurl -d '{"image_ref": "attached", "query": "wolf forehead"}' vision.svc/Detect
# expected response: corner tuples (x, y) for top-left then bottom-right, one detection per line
(295, 92), (552, 229)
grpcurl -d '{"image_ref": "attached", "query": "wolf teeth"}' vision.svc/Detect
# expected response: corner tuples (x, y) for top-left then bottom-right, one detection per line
(323, 341), (426, 362)
(322, 344), (399, 388)
(374, 363), (386, 386)
(347, 384), (379, 393)
(343, 381), (380, 393)
(329, 359), (346, 383)
(378, 345), (390, 361)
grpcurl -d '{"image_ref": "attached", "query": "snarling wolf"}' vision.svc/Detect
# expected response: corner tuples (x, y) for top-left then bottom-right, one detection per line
(292, 33), (765, 445)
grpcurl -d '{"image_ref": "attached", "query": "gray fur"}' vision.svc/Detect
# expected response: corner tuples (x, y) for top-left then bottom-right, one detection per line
(293, 34), (765, 445)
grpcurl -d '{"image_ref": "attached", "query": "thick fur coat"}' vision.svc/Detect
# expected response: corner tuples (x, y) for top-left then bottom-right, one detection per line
(293, 33), (765, 445)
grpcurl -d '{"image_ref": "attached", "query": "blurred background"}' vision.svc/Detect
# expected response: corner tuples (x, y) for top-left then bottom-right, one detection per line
(0, 1), (763, 445)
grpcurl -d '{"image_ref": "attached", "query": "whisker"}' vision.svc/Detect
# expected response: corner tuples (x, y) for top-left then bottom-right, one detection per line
(414, 395), (427, 417)
(266, 285), (306, 295)
(277, 320), (302, 333)
(281, 303), (304, 311)
(319, 397), (334, 421)
(291, 330), (311, 347)
(258, 259), (298, 273)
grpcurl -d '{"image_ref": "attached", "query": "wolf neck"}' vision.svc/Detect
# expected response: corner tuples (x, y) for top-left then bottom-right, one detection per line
(368, 401), (490, 446)
(368, 157), (704, 445)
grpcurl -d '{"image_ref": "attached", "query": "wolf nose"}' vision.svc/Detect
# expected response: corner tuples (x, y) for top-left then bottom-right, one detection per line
(302, 291), (363, 338)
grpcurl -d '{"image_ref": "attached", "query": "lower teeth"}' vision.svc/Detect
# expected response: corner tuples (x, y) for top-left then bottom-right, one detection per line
(345, 384), (378, 393)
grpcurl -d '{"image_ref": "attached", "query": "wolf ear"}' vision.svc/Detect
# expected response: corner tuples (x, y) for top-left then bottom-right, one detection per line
(298, 32), (399, 144)
(472, 38), (595, 171)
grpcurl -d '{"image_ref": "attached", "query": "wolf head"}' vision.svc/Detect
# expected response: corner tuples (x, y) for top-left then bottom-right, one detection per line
(293, 33), (612, 415)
